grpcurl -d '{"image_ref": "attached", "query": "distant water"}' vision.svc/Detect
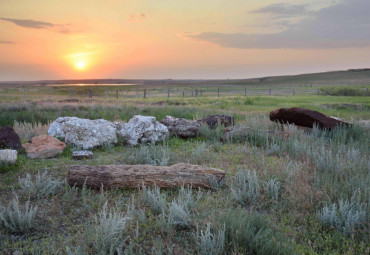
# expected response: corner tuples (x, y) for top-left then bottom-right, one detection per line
(46, 83), (140, 87)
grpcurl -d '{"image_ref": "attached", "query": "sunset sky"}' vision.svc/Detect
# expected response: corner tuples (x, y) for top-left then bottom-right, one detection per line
(0, 0), (369, 80)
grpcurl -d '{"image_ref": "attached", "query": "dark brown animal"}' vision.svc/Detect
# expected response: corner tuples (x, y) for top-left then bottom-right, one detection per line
(0, 126), (22, 150)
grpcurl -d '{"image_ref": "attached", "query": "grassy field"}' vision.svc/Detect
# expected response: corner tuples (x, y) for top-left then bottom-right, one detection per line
(0, 92), (369, 254)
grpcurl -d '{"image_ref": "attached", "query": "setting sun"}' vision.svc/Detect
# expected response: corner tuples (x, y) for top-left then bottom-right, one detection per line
(75, 61), (86, 70)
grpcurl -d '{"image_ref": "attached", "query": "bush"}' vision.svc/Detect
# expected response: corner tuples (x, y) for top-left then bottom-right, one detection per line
(167, 200), (191, 230)
(142, 184), (166, 215)
(196, 222), (225, 255)
(263, 179), (281, 201)
(89, 202), (130, 254)
(131, 145), (171, 166)
(231, 169), (260, 205)
(177, 185), (202, 210)
(19, 171), (65, 199)
(218, 209), (295, 255)
(318, 197), (366, 235)
(0, 196), (38, 233)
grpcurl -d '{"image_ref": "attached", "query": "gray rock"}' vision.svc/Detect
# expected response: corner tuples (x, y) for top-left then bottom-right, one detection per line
(0, 149), (17, 165)
(160, 116), (201, 138)
(48, 117), (117, 150)
(116, 115), (169, 146)
(72, 150), (93, 160)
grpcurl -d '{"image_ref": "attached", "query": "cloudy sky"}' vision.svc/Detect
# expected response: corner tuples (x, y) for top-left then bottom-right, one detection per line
(0, 0), (369, 80)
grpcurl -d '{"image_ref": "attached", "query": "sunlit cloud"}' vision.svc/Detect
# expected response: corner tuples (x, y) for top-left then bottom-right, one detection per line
(0, 40), (15, 44)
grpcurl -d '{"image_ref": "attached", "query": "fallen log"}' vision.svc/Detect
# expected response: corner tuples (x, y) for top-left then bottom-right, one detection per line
(68, 163), (225, 189)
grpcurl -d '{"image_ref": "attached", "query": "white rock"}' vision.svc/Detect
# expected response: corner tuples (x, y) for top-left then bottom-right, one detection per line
(116, 115), (169, 146)
(0, 149), (17, 165)
(48, 117), (117, 149)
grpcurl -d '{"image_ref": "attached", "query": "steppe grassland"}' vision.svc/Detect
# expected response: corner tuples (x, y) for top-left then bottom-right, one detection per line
(0, 93), (369, 254)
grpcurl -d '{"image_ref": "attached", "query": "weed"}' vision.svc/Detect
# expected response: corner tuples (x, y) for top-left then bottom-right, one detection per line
(231, 169), (260, 205)
(168, 200), (191, 230)
(263, 179), (281, 201)
(142, 184), (166, 215)
(318, 197), (367, 235)
(0, 196), (38, 233)
(196, 222), (225, 255)
(18, 171), (65, 199)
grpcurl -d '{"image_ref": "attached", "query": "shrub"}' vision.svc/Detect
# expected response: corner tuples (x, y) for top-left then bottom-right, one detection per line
(132, 145), (171, 166)
(167, 200), (191, 230)
(13, 120), (48, 141)
(18, 171), (65, 199)
(318, 197), (366, 235)
(208, 175), (227, 191)
(196, 222), (225, 255)
(218, 209), (295, 255)
(178, 185), (202, 210)
(142, 184), (166, 215)
(263, 179), (281, 201)
(0, 196), (38, 233)
(90, 202), (130, 254)
(231, 169), (260, 205)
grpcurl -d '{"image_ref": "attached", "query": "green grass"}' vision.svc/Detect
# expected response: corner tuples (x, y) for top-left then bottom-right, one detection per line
(0, 92), (369, 254)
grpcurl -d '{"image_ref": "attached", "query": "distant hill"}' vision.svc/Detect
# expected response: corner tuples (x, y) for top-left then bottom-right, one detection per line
(0, 68), (369, 87)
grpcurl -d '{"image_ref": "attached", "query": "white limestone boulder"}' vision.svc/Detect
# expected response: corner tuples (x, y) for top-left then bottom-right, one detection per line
(0, 149), (17, 165)
(116, 115), (169, 146)
(48, 117), (117, 149)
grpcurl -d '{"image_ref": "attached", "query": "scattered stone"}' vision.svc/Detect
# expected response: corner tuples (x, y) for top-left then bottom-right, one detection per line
(0, 126), (22, 150)
(72, 150), (93, 160)
(197, 114), (235, 128)
(48, 117), (117, 149)
(116, 115), (169, 146)
(23, 135), (66, 159)
(68, 163), (226, 189)
(0, 149), (18, 165)
(160, 116), (201, 138)
(269, 107), (350, 130)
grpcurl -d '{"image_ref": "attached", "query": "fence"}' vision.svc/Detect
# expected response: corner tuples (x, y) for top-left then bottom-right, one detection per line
(0, 85), (368, 101)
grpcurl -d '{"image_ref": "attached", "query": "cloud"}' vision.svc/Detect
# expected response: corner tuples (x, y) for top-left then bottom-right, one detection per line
(0, 18), (54, 29)
(0, 17), (82, 34)
(128, 13), (146, 22)
(251, 3), (310, 18)
(0, 40), (14, 44)
(186, 0), (370, 49)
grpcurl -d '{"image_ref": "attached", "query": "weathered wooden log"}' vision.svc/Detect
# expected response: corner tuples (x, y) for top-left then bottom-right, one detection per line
(68, 163), (225, 189)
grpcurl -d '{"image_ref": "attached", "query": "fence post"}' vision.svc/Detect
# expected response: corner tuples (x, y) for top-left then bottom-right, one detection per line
(317, 88), (320, 95)
(48, 88), (51, 99)
(200, 89), (202, 96)
(136, 89), (138, 98)
(89, 89), (92, 98)
(167, 88), (170, 98)
(366, 88), (369, 96)
(217, 87), (220, 97)
(116, 90), (118, 99)
(268, 88), (271, 96)
(292, 88), (295, 95)
(144, 89), (146, 98)
(183, 91), (185, 97)
(106, 88), (109, 99)
(244, 87), (247, 96)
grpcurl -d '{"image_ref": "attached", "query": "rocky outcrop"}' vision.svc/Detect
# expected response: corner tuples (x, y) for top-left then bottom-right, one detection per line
(160, 116), (201, 138)
(116, 115), (168, 146)
(68, 163), (226, 189)
(0, 149), (17, 165)
(72, 150), (93, 160)
(197, 115), (235, 128)
(269, 107), (350, 129)
(0, 126), (22, 150)
(23, 135), (66, 159)
(48, 117), (117, 149)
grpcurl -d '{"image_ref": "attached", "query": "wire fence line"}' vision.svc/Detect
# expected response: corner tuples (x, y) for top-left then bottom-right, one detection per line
(0, 85), (368, 101)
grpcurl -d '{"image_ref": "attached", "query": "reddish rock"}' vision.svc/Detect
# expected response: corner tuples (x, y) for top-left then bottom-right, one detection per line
(0, 126), (22, 150)
(269, 107), (350, 129)
(23, 135), (66, 159)
(197, 115), (235, 128)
